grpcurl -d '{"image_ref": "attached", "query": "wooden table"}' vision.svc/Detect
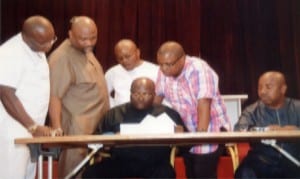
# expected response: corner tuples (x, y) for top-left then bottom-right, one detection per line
(15, 131), (300, 179)
(15, 131), (300, 146)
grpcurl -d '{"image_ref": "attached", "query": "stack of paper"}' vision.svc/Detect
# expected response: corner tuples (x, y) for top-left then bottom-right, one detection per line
(120, 113), (176, 134)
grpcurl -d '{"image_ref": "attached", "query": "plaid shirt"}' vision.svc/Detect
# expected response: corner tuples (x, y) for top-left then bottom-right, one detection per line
(156, 55), (230, 154)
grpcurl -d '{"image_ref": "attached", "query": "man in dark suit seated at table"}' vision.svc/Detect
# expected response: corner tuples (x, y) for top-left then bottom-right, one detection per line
(82, 77), (186, 178)
(234, 71), (300, 178)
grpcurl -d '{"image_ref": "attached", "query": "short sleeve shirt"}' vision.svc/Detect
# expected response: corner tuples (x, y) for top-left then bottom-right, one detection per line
(156, 55), (230, 154)
(48, 39), (109, 135)
(0, 33), (50, 137)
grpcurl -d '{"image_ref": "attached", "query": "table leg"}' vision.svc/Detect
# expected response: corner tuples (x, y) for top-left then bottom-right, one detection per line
(38, 155), (43, 179)
(48, 156), (53, 179)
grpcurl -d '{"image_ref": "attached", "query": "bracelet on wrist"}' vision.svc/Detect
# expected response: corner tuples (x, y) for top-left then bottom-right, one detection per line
(27, 123), (38, 134)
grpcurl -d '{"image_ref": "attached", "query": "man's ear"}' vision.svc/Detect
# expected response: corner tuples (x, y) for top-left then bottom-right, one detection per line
(281, 84), (287, 95)
(136, 48), (141, 58)
(68, 30), (72, 39)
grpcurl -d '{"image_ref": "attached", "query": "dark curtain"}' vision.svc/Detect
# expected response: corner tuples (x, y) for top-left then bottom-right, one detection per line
(1, 0), (300, 106)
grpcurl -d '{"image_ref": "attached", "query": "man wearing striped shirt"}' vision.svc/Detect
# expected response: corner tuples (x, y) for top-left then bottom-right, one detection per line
(154, 41), (230, 178)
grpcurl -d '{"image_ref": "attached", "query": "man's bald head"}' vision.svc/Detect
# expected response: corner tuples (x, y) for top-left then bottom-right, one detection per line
(114, 39), (141, 70)
(157, 41), (185, 59)
(259, 71), (286, 87)
(21, 15), (56, 52)
(114, 39), (138, 53)
(258, 71), (287, 109)
(131, 77), (155, 93)
(157, 41), (186, 77)
(130, 77), (155, 110)
(70, 16), (97, 32)
(69, 16), (98, 52)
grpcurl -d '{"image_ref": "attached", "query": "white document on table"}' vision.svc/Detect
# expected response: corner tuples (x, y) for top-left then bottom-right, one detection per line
(120, 112), (176, 134)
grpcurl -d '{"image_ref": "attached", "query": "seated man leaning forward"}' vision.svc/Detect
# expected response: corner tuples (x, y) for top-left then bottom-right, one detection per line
(234, 71), (300, 178)
(82, 77), (186, 178)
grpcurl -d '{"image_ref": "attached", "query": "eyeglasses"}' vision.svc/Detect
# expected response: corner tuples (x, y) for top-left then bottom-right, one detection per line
(50, 36), (58, 45)
(42, 36), (57, 47)
(159, 55), (183, 68)
(31, 35), (57, 49)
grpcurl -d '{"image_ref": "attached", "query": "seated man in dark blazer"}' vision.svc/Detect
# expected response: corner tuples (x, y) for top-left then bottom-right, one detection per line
(234, 71), (300, 178)
(82, 77), (186, 178)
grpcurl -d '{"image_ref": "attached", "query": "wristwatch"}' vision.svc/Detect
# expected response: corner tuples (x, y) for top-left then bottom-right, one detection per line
(27, 123), (38, 134)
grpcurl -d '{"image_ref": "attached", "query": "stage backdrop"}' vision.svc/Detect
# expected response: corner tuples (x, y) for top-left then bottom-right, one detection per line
(1, 0), (300, 106)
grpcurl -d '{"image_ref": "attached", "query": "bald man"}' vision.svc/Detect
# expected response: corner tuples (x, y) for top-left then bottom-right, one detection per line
(48, 16), (109, 177)
(0, 15), (56, 178)
(234, 71), (300, 178)
(83, 77), (185, 178)
(105, 39), (159, 108)
(154, 41), (230, 178)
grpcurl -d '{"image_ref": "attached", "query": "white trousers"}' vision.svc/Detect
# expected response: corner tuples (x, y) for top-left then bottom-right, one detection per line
(0, 118), (36, 179)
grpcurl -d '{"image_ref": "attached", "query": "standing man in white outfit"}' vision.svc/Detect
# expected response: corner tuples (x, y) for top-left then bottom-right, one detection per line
(105, 39), (159, 108)
(0, 16), (56, 179)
